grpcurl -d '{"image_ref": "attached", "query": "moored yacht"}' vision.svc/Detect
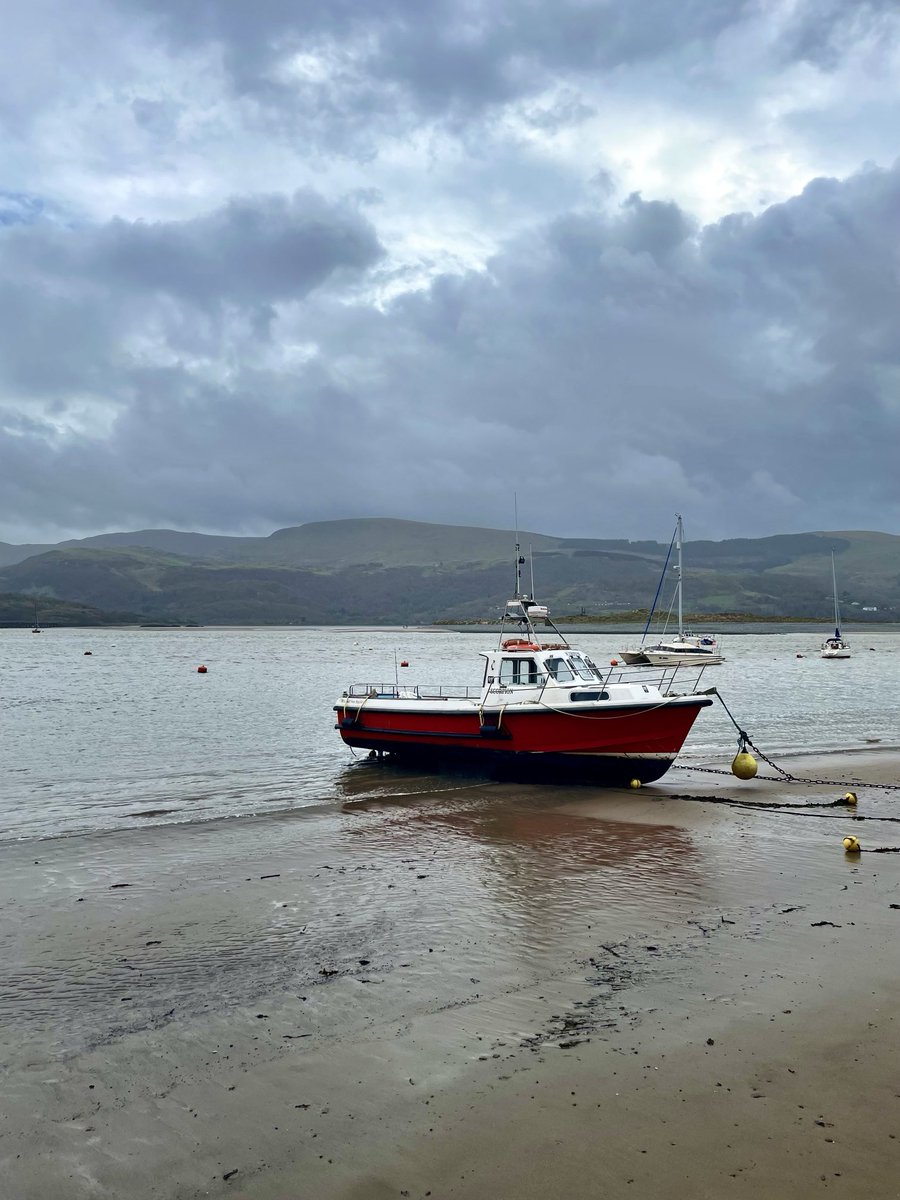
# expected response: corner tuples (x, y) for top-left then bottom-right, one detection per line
(821, 551), (851, 659)
(638, 517), (723, 667)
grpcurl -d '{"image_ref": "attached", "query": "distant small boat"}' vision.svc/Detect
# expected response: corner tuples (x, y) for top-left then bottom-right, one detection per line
(31, 600), (42, 633)
(821, 551), (850, 659)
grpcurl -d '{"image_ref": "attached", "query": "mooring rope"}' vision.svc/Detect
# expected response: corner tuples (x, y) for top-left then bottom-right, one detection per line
(672, 688), (900, 793)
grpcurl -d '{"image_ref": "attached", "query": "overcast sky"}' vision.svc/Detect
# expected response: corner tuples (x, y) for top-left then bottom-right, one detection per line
(1, 0), (899, 544)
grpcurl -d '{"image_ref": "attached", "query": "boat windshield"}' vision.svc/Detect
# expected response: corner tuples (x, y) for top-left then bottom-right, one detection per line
(568, 653), (598, 681)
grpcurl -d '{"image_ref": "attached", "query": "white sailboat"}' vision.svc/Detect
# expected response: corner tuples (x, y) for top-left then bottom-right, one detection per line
(641, 516), (724, 667)
(821, 551), (850, 659)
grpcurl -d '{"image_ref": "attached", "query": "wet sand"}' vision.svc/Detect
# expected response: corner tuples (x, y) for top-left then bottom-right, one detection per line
(2, 751), (899, 1199)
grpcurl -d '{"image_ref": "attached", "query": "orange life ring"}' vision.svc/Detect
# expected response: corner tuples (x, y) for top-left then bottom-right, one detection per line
(502, 639), (541, 651)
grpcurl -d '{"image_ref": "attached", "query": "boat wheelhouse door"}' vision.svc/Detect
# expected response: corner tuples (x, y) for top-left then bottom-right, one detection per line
(499, 656), (539, 687)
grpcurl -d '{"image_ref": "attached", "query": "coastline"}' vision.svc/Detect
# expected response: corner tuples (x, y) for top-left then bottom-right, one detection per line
(2, 750), (899, 1199)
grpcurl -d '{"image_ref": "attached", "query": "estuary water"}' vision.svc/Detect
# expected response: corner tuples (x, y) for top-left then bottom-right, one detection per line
(2, 625), (898, 843)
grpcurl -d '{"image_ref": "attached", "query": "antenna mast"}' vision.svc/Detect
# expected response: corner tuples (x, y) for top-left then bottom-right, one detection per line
(675, 513), (684, 636)
(514, 493), (525, 597)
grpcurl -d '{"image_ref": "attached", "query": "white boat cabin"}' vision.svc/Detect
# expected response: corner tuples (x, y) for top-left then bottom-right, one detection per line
(483, 641), (619, 705)
(340, 640), (680, 712)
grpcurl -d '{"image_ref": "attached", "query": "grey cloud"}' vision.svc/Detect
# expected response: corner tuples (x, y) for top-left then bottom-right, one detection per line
(124, 0), (895, 124)
(2, 191), (382, 311)
(1, 163), (899, 541)
(0, 191), (382, 404)
(703, 167), (900, 358)
(117, 0), (745, 122)
(130, 97), (181, 139)
(775, 0), (899, 69)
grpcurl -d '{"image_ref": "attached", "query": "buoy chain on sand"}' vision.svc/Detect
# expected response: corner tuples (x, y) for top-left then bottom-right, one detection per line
(674, 760), (900, 793)
(694, 689), (900, 792)
(842, 837), (900, 854)
(668, 793), (881, 814)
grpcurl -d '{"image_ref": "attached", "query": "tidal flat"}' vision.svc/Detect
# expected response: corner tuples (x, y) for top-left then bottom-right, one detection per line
(2, 751), (899, 1199)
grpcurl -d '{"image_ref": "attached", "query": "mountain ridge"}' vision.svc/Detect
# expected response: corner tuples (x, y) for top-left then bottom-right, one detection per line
(0, 519), (897, 625)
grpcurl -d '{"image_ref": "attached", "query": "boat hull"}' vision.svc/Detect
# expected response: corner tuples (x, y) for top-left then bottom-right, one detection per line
(335, 696), (712, 785)
(618, 649), (649, 665)
(642, 650), (723, 667)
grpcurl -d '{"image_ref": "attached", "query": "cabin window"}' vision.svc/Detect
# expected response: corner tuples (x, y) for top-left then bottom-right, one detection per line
(582, 655), (605, 680)
(568, 654), (595, 681)
(500, 658), (538, 685)
(545, 656), (574, 682)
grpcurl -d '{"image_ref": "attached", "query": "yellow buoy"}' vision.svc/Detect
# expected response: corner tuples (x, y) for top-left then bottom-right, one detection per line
(629, 778), (642, 789)
(842, 836), (861, 853)
(843, 791), (858, 806)
(731, 750), (758, 780)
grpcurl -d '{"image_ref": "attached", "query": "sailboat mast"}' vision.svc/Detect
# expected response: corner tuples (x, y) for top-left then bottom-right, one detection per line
(675, 514), (684, 637)
(831, 551), (840, 635)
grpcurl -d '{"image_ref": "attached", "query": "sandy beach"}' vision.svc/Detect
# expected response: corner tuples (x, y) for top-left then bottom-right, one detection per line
(2, 750), (899, 1200)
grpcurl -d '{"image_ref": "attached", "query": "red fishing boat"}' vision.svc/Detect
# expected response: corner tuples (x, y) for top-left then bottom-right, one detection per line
(335, 548), (714, 785)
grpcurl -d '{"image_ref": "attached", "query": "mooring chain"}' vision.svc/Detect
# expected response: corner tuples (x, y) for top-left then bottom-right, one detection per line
(673, 689), (900, 793)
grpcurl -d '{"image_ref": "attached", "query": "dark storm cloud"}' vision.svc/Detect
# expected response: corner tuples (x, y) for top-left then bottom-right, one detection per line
(3, 191), (383, 310)
(0, 190), (382, 398)
(2, 162), (899, 540)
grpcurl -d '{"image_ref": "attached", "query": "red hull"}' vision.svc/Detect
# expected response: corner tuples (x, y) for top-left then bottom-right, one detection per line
(335, 697), (711, 784)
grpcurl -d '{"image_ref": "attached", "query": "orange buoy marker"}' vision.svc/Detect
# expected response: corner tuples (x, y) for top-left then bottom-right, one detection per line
(610, 658), (618, 666)
(842, 836), (861, 854)
(197, 665), (208, 674)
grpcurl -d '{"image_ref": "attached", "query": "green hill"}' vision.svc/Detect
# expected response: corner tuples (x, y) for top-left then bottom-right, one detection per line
(0, 521), (897, 625)
(0, 518), (558, 570)
(0, 590), (146, 627)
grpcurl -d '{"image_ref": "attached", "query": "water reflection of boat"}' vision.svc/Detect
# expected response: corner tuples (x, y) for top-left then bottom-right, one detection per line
(432, 804), (697, 872)
(336, 775), (700, 909)
(335, 538), (713, 786)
